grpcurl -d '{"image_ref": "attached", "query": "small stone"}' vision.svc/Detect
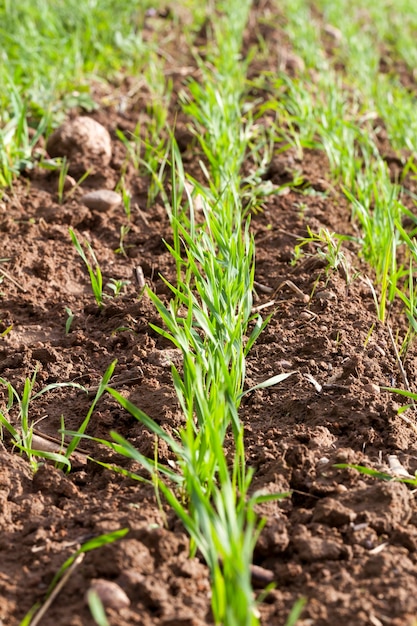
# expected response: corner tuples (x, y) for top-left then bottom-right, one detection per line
(250, 564), (275, 587)
(148, 349), (182, 368)
(363, 383), (380, 395)
(277, 359), (293, 370)
(284, 52), (305, 73)
(81, 189), (122, 212)
(315, 290), (337, 308)
(62, 175), (76, 191)
(87, 579), (130, 610)
(373, 344), (386, 357)
(336, 484), (348, 493)
(324, 23), (343, 42)
(46, 116), (112, 174)
(318, 456), (330, 465)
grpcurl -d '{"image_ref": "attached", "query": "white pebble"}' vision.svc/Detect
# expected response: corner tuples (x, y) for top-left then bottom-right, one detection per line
(86, 579), (130, 610)
(81, 189), (122, 211)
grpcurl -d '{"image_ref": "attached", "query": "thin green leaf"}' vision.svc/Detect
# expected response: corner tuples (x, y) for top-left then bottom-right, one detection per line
(106, 386), (184, 456)
(47, 528), (129, 598)
(285, 597), (307, 626)
(87, 590), (110, 626)
(240, 371), (296, 397)
(381, 386), (417, 401)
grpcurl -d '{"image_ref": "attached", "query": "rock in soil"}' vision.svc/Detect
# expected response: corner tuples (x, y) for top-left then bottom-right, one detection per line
(86, 579), (130, 610)
(46, 116), (112, 174)
(81, 189), (122, 212)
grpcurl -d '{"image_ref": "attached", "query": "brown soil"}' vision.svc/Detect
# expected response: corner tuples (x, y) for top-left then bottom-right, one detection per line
(1, 5), (417, 626)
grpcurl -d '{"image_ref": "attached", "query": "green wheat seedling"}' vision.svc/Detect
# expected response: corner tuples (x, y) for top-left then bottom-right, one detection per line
(56, 157), (70, 203)
(292, 226), (355, 284)
(21, 528), (129, 626)
(76, 1), (287, 626)
(94, 1), (295, 622)
(113, 176), (133, 256)
(309, 0), (417, 153)
(392, 223), (417, 352)
(0, 356), (116, 474)
(57, 159), (91, 204)
(380, 386), (417, 416)
(142, 139), (172, 208)
(0, 1), (167, 184)
(86, 591), (109, 626)
(58, 360), (117, 472)
(114, 224), (131, 257)
(116, 125), (171, 208)
(116, 94), (171, 206)
(0, 321), (12, 337)
(1, 3), (298, 624)
(106, 277), (130, 297)
(69, 228), (104, 308)
(149, 6), (279, 620)
(241, 118), (302, 213)
(64, 306), (74, 334)
(0, 370), (85, 471)
(121, 181), (132, 221)
(334, 462), (417, 487)
(269, 0), (417, 335)
(115, 124), (142, 171)
(0, 84), (48, 186)
(71, 385), (291, 626)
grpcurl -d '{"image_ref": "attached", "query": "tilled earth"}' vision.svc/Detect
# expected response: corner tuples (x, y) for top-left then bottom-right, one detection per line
(2, 4), (417, 626)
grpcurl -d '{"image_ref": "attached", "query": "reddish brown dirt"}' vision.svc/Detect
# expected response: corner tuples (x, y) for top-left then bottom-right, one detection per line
(2, 5), (417, 626)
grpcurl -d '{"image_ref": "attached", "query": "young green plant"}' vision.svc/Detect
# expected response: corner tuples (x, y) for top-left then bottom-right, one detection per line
(0, 370), (85, 471)
(21, 528), (129, 626)
(101, 3), (296, 621)
(69, 228), (104, 308)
